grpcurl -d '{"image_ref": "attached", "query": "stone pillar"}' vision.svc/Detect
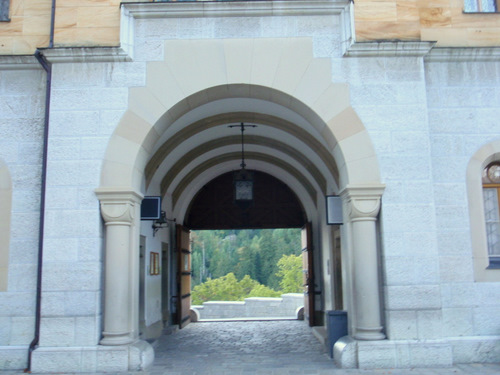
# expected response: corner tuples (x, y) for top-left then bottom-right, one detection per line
(341, 185), (385, 341)
(95, 189), (143, 346)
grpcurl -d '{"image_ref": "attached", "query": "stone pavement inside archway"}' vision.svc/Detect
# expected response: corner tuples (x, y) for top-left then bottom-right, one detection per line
(2, 320), (500, 375)
(152, 320), (332, 374)
(147, 320), (500, 375)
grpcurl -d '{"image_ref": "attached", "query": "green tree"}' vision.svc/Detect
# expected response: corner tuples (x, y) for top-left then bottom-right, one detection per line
(191, 273), (241, 304)
(247, 284), (281, 298)
(259, 230), (280, 289)
(191, 228), (301, 291)
(276, 254), (303, 293)
(191, 273), (280, 305)
(234, 235), (262, 281)
(273, 228), (301, 256)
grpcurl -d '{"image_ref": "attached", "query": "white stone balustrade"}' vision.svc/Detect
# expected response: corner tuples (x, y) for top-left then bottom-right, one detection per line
(192, 294), (304, 320)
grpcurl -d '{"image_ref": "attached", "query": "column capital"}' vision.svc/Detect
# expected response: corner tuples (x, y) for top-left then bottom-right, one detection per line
(339, 184), (385, 220)
(95, 188), (143, 224)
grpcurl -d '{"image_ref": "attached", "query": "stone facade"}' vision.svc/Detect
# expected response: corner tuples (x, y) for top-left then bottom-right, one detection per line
(354, 0), (500, 45)
(0, 62), (45, 369)
(1, 0), (499, 55)
(193, 294), (304, 320)
(0, 0), (499, 372)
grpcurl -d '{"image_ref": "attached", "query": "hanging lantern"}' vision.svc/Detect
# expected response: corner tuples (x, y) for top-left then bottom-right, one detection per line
(229, 122), (257, 207)
(234, 168), (254, 202)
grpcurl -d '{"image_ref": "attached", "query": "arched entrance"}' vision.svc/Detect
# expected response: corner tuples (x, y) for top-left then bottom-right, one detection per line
(178, 171), (314, 327)
(95, 37), (385, 370)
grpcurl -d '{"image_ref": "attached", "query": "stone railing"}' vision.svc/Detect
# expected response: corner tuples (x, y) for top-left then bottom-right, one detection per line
(191, 293), (304, 321)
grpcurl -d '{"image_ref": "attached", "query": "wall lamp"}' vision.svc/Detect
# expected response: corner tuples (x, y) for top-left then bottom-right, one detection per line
(152, 211), (168, 236)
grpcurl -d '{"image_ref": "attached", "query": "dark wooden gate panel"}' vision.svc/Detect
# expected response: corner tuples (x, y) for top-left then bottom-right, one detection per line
(176, 224), (191, 329)
(302, 222), (315, 327)
(185, 171), (306, 229)
(333, 229), (343, 310)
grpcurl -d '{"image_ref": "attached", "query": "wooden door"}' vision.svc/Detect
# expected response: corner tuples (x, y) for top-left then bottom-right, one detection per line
(176, 224), (191, 329)
(302, 222), (315, 326)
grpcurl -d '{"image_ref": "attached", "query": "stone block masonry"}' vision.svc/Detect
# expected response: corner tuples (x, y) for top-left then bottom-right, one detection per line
(192, 294), (303, 320)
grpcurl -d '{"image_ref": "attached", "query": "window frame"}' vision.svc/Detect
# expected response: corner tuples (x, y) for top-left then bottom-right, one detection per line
(0, 0), (10, 22)
(482, 175), (500, 268)
(467, 142), (500, 282)
(464, 0), (499, 13)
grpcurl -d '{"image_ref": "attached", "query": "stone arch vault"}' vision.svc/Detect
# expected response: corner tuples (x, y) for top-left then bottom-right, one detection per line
(99, 38), (381, 191)
(95, 37), (386, 364)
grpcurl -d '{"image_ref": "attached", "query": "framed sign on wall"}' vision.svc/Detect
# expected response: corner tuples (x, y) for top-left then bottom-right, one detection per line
(150, 252), (160, 275)
(326, 195), (343, 225)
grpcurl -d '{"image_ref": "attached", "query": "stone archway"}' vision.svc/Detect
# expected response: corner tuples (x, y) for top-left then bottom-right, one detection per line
(95, 37), (385, 368)
(98, 39), (381, 191)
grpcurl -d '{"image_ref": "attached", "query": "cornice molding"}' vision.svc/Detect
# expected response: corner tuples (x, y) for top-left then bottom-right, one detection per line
(425, 47), (500, 62)
(122, 1), (350, 19)
(38, 47), (131, 64)
(0, 55), (41, 70)
(345, 41), (500, 61)
(344, 41), (436, 57)
(32, 43), (500, 64)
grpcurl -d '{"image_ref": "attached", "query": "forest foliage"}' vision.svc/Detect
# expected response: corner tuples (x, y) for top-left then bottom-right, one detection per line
(190, 229), (303, 304)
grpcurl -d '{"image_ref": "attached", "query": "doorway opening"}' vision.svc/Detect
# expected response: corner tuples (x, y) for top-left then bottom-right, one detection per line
(190, 228), (304, 320)
(165, 226), (323, 364)
(173, 169), (318, 329)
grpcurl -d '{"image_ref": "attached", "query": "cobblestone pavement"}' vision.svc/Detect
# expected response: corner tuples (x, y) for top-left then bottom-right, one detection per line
(2, 320), (499, 375)
(148, 320), (500, 375)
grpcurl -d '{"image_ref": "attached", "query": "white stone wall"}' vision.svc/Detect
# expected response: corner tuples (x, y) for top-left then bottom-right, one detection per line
(332, 53), (500, 365)
(425, 59), (500, 361)
(132, 12), (344, 64)
(38, 60), (146, 349)
(1, 4), (500, 371)
(332, 54), (443, 343)
(193, 294), (303, 320)
(0, 65), (46, 369)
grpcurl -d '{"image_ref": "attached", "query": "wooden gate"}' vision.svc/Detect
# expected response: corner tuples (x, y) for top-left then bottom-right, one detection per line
(302, 222), (315, 326)
(176, 224), (191, 329)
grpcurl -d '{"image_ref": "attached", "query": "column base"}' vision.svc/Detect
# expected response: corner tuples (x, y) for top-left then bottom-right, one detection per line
(30, 340), (154, 373)
(353, 326), (386, 341)
(334, 336), (454, 369)
(100, 331), (134, 346)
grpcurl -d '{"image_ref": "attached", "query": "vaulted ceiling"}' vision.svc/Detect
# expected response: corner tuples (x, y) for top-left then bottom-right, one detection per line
(143, 85), (341, 225)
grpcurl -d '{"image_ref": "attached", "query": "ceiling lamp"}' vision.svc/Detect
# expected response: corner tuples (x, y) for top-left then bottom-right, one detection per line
(229, 122), (257, 208)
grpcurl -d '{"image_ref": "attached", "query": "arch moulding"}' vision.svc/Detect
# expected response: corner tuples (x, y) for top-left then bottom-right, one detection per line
(99, 37), (381, 192)
(95, 36), (386, 361)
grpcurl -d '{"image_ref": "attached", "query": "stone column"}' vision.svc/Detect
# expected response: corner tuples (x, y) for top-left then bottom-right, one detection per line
(95, 189), (143, 346)
(341, 185), (385, 340)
